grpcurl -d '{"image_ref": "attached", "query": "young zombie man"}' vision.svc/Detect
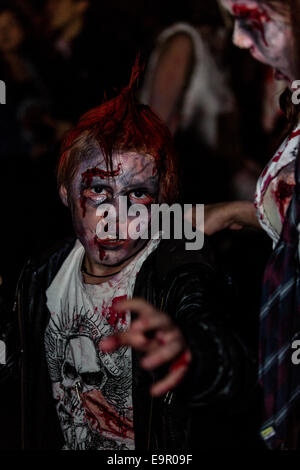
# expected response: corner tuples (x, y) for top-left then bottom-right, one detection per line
(0, 68), (256, 450)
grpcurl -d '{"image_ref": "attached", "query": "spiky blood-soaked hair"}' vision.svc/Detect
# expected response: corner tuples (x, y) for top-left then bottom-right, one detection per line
(57, 60), (179, 204)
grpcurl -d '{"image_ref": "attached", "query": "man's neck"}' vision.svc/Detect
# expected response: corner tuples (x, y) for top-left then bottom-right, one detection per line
(82, 249), (144, 285)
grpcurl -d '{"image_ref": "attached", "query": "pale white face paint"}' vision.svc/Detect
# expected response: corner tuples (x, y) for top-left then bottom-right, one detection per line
(221, 0), (295, 85)
(69, 149), (159, 268)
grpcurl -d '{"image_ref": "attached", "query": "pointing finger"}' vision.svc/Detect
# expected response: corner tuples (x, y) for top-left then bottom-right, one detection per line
(114, 298), (158, 318)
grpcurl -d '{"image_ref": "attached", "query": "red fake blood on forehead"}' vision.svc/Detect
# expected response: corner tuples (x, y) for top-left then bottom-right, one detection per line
(80, 163), (122, 217)
(274, 180), (295, 222)
(82, 163), (122, 183)
(233, 4), (270, 46)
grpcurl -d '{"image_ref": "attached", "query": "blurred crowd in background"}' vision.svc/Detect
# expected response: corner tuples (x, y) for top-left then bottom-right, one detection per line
(0, 0), (288, 415)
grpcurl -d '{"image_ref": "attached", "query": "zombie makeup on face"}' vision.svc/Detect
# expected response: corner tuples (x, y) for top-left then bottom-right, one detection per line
(80, 164), (123, 217)
(69, 151), (159, 269)
(80, 163), (157, 219)
(232, 3), (270, 46)
(221, 0), (294, 83)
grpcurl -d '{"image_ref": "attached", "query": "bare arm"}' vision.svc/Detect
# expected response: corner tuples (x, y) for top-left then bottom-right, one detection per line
(201, 201), (261, 235)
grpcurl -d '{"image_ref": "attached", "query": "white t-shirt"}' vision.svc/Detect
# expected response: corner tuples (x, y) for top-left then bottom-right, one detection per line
(44, 238), (160, 450)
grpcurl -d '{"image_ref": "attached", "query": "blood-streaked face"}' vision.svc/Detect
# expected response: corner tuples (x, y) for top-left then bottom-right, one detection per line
(68, 151), (159, 267)
(221, 0), (294, 84)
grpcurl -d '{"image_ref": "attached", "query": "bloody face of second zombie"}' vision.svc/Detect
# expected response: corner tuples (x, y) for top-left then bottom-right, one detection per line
(68, 150), (159, 267)
(221, 0), (295, 84)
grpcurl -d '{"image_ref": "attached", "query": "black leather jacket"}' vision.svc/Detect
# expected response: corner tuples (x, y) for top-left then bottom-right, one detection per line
(0, 237), (257, 450)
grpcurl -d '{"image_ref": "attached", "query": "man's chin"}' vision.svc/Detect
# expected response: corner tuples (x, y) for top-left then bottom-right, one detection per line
(91, 255), (129, 268)
(91, 242), (146, 267)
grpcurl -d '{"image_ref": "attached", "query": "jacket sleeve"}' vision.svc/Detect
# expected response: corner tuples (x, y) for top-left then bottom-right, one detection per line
(0, 238), (76, 387)
(0, 283), (20, 385)
(162, 264), (257, 409)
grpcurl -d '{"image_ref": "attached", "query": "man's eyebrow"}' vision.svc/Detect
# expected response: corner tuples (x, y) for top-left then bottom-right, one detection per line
(81, 163), (122, 182)
(123, 181), (156, 191)
(118, 170), (158, 187)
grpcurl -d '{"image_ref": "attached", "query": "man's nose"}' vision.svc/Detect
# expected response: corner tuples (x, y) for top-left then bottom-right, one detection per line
(233, 22), (253, 49)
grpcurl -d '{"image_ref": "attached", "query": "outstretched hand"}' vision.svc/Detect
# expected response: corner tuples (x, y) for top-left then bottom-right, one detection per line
(100, 298), (191, 397)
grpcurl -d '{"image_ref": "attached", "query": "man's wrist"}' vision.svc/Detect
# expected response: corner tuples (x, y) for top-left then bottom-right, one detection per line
(231, 200), (257, 227)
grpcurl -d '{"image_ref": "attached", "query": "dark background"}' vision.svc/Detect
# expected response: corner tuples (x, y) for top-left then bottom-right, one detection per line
(0, 0), (277, 449)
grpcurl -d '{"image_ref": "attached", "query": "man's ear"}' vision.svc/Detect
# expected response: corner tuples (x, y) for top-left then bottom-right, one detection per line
(59, 185), (69, 207)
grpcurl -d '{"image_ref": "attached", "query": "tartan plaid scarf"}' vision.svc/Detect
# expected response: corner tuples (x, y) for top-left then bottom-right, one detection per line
(259, 151), (300, 449)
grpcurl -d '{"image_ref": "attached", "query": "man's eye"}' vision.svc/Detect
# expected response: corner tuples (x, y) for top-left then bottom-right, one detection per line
(128, 191), (154, 205)
(131, 191), (146, 198)
(91, 185), (105, 194)
(81, 186), (109, 203)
